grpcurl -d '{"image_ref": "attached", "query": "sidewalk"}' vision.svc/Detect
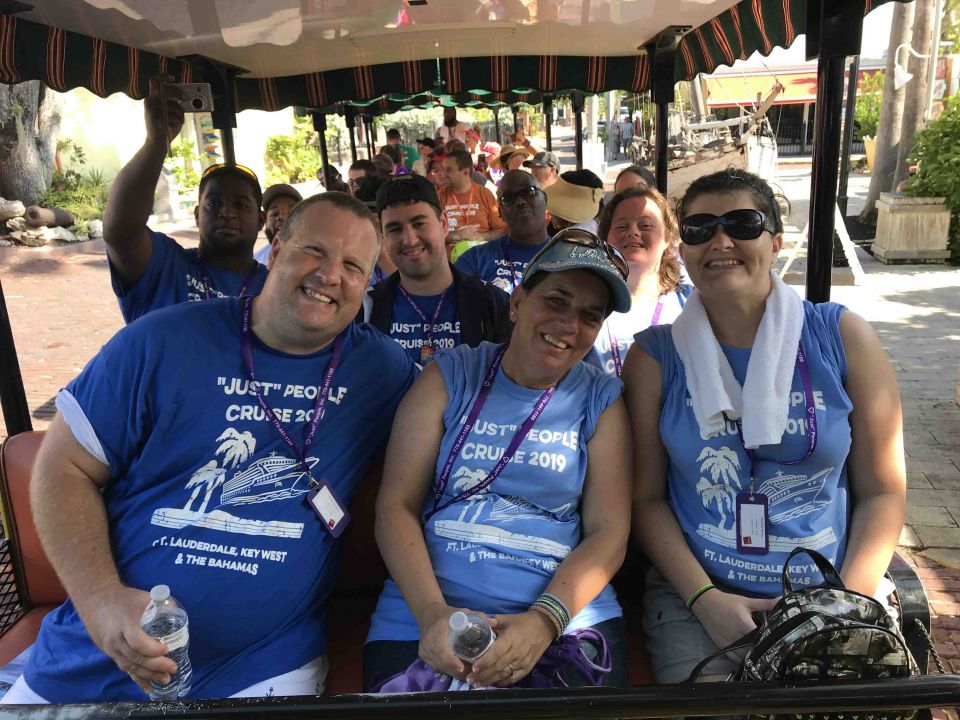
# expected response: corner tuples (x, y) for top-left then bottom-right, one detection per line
(1, 169), (959, 708)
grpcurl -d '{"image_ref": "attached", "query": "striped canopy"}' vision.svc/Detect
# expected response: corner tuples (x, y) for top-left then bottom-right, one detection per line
(1, 1), (908, 114)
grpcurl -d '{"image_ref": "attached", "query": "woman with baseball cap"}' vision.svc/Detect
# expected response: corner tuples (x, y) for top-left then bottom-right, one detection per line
(365, 229), (633, 693)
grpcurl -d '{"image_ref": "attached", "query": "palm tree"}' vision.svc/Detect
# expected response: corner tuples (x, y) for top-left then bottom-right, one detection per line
(893, 0), (937, 190)
(860, 1), (915, 223)
(696, 446), (743, 489)
(215, 428), (256, 468)
(184, 460), (226, 514)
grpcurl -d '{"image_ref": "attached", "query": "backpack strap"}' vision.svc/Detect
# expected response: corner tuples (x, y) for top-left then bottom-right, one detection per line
(782, 547), (845, 592)
(686, 629), (758, 683)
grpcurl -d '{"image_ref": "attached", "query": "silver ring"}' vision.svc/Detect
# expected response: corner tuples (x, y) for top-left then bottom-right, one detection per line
(506, 663), (516, 676)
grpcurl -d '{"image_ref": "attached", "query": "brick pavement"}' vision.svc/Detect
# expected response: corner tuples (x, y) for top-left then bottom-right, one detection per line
(1, 170), (960, 712)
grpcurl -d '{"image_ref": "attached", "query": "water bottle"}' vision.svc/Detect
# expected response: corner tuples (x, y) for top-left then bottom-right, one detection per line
(139, 584), (193, 700)
(448, 611), (496, 662)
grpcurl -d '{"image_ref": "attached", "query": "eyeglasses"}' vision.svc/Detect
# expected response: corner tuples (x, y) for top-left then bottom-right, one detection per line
(201, 162), (260, 183)
(530, 227), (629, 280)
(679, 209), (774, 246)
(498, 185), (543, 206)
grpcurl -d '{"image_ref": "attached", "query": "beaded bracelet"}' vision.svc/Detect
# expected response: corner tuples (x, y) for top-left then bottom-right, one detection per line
(530, 603), (563, 640)
(531, 592), (570, 637)
(685, 582), (716, 610)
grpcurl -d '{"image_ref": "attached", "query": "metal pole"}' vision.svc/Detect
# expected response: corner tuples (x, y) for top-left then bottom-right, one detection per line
(345, 110), (358, 163)
(805, 0), (865, 303)
(645, 28), (685, 197)
(494, 108), (501, 145)
(807, 56), (847, 303)
(512, 108), (519, 136)
(926, 0), (944, 119)
(367, 117), (376, 158)
(192, 58), (239, 166)
(655, 101), (668, 194)
(0, 277), (32, 437)
(220, 128), (236, 166)
(572, 93), (585, 171)
(543, 97), (553, 151)
(312, 112), (333, 189)
(837, 55), (860, 217)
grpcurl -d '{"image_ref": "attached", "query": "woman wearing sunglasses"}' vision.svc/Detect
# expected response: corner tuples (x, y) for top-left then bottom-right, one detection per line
(364, 229), (633, 693)
(588, 187), (692, 377)
(623, 168), (905, 682)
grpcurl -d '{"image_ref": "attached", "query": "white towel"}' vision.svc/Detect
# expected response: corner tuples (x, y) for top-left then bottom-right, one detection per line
(671, 271), (804, 449)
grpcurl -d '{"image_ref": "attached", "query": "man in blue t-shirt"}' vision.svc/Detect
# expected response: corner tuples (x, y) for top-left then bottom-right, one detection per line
(454, 170), (549, 295)
(363, 174), (512, 365)
(103, 77), (268, 323)
(6, 193), (418, 705)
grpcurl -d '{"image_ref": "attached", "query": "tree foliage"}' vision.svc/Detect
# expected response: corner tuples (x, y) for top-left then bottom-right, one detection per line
(854, 71), (884, 139)
(906, 95), (960, 261)
(264, 116), (321, 184)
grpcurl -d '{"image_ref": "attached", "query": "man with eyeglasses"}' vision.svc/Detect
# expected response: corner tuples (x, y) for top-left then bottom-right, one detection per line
(454, 170), (550, 295)
(364, 174), (512, 366)
(102, 77), (269, 324)
(347, 160), (378, 197)
(8, 192), (418, 705)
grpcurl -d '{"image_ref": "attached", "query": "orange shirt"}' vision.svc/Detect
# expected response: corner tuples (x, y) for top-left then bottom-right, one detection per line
(438, 183), (506, 235)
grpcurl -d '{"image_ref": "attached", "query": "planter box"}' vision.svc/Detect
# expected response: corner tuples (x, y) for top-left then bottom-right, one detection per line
(873, 193), (951, 264)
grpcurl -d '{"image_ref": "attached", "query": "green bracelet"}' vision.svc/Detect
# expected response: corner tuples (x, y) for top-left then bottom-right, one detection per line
(685, 582), (716, 609)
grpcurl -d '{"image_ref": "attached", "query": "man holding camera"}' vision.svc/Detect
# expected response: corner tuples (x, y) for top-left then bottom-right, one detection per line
(103, 77), (268, 323)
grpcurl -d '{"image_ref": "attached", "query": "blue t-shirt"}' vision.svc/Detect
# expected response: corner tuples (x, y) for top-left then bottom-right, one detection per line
(390, 288), (462, 364)
(26, 299), (417, 702)
(636, 302), (853, 597)
(454, 236), (548, 295)
(110, 230), (269, 323)
(368, 342), (623, 642)
(587, 285), (691, 376)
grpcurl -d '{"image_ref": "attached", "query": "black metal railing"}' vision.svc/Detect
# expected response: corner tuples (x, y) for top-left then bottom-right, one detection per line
(0, 676), (957, 719)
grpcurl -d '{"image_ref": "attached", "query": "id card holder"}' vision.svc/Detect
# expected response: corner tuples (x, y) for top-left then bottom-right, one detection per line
(307, 480), (351, 538)
(735, 492), (769, 555)
(419, 345), (436, 365)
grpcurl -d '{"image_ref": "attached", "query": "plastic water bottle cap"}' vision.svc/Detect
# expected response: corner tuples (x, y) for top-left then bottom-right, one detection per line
(449, 611), (468, 632)
(150, 585), (171, 602)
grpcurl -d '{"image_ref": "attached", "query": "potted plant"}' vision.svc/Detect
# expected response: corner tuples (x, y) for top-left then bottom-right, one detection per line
(903, 95), (960, 263)
(854, 71), (882, 171)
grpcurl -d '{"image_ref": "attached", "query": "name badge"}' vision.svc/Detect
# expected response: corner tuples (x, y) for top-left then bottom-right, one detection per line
(736, 492), (769, 555)
(307, 480), (350, 538)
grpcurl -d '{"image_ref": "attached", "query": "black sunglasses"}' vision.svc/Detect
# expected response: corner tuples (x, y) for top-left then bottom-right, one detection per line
(498, 185), (543, 206)
(530, 228), (629, 280)
(679, 209), (774, 245)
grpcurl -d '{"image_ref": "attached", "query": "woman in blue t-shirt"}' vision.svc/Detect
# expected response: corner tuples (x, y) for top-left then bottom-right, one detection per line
(623, 168), (906, 683)
(588, 186), (692, 377)
(365, 229), (633, 692)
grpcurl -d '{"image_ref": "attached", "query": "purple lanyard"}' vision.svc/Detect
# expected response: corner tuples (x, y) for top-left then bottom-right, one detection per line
(607, 294), (667, 379)
(196, 259), (257, 301)
(735, 343), (818, 486)
(424, 345), (555, 523)
(397, 286), (450, 351)
(239, 297), (344, 483)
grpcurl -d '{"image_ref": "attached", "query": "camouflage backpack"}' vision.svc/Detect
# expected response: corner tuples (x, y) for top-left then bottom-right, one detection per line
(738, 548), (916, 686)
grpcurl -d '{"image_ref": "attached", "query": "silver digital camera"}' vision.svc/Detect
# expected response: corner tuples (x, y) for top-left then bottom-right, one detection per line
(170, 83), (214, 112)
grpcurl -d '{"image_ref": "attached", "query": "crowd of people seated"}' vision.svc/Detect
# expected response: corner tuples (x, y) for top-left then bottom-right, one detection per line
(0, 77), (907, 705)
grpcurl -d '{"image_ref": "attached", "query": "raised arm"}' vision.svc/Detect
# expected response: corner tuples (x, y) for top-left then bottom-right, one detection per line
(837, 311), (906, 596)
(374, 363), (467, 678)
(622, 345), (774, 652)
(102, 77), (185, 290)
(470, 397), (632, 688)
(31, 414), (176, 694)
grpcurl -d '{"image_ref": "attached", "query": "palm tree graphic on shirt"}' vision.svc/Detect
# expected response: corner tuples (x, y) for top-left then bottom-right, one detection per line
(695, 446), (742, 529)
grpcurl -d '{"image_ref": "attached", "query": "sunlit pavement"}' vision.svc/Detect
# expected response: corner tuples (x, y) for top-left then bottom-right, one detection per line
(1, 164), (959, 693)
